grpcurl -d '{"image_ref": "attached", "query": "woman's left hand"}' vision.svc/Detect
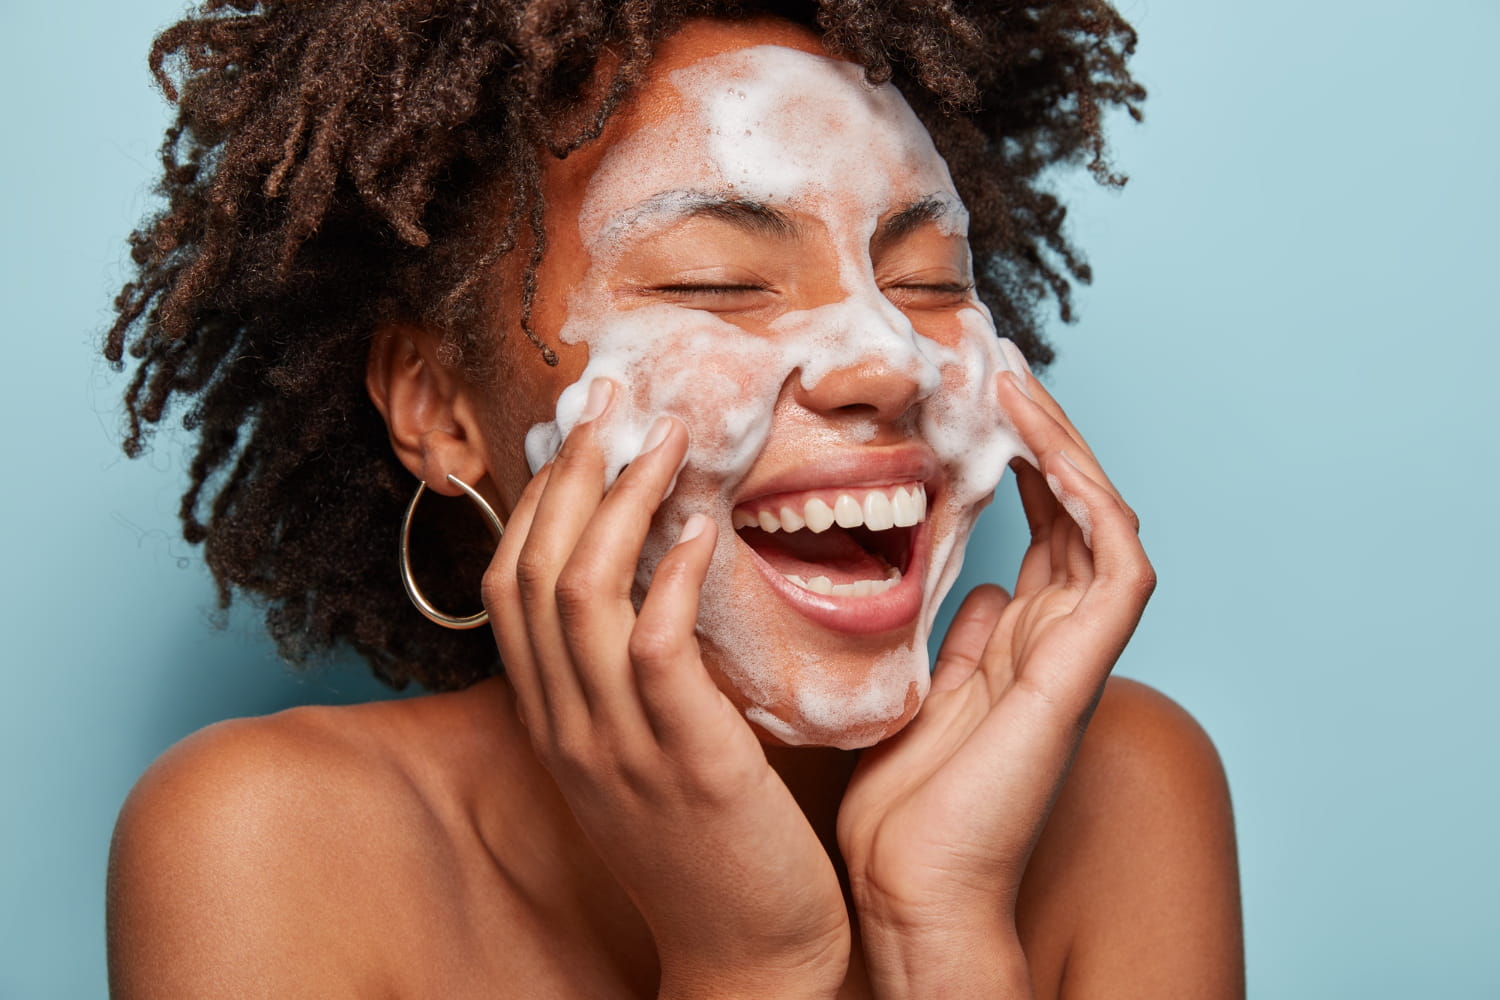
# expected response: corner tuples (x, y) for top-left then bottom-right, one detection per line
(836, 368), (1156, 995)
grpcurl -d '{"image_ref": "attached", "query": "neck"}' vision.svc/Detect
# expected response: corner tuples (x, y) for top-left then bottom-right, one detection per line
(764, 742), (875, 997)
(763, 743), (861, 879)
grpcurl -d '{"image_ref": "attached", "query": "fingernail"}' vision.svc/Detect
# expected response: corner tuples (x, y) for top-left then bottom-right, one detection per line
(578, 378), (614, 424)
(678, 513), (710, 544)
(639, 415), (675, 456)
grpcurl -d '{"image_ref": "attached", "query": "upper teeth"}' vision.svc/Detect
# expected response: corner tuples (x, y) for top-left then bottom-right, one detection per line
(732, 484), (927, 534)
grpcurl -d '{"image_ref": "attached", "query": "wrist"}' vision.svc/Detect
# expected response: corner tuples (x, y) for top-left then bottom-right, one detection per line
(855, 908), (1033, 1000)
(656, 931), (850, 1000)
(657, 962), (845, 1000)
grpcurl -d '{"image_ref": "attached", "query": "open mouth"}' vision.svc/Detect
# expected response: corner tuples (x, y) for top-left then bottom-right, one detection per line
(731, 483), (926, 600)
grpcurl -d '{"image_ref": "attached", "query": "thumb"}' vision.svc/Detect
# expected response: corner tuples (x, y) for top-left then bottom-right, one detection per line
(930, 584), (1011, 693)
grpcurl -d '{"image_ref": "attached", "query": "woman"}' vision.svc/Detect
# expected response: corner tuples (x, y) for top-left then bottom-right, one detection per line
(106, 1), (1243, 996)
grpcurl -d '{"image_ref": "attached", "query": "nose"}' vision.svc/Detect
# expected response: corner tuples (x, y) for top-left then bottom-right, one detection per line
(794, 359), (927, 421)
(790, 296), (941, 422)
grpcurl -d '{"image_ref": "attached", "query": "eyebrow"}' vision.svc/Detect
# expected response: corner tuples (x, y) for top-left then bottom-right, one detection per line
(873, 195), (965, 247)
(602, 190), (797, 243)
(685, 197), (797, 238)
(599, 189), (962, 246)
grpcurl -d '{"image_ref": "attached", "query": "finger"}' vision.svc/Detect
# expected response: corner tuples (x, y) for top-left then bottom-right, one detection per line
(1045, 455), (1097, 588)
(629, 514), (732, 749)
(998, 371), (1094, 474)
(1010, 459), (1057, 597)
(1018, 375), (1098, 466)
(997, 452), (1143, 730)
(1011, 456), (1055, 540)
(996, 371), (1134, 530)
(1025, 368), (1142, 530)
(484, 463), (552, 734)
(1005, 400), (1089, 590)
(930, 584), (1012, 694)
(557, 416), (690, 718)
(513, 378), (616, 726)
(1045, 448), (1156, 647)
(998, 341), (1098, 466)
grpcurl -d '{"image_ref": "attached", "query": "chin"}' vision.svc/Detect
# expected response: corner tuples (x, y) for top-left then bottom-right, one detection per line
(745, 687), (924, 750)
(702, 631), (932, 750)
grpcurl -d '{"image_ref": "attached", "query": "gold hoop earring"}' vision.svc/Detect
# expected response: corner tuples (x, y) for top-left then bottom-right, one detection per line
(400, 474), (504, 630)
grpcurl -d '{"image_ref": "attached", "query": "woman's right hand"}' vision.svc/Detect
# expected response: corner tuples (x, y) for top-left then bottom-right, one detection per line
(482, 380), (850, 1000)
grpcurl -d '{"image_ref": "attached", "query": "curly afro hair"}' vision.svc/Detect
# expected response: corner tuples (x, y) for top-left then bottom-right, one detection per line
(104, 0), (1144, 691)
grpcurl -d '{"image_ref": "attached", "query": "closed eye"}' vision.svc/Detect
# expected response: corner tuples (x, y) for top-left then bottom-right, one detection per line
(642, 282), (777, 313)
(882, 281), (976, 309)
(651, 283), (772, 295)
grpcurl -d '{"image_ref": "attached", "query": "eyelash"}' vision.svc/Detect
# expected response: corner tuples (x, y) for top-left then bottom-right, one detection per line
(882, 281), (976, 307)
(653, 283), (771, 296)
(892, 281), (974, 294)
(655, 282), (973, 296)
(646, 281), (974, 314)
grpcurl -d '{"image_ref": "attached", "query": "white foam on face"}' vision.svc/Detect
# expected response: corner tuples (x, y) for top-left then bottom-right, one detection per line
(524, 45), (1030, 748)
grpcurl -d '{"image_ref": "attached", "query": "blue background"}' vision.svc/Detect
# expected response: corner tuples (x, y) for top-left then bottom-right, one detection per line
(3, 0), (1496, 995)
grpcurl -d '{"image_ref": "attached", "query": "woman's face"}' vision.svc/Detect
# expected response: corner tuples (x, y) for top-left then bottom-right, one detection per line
(480, 18), (1028, 749)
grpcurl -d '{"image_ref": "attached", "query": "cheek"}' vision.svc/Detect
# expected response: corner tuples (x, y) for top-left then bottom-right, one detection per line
(526, 304), (791, 487)
(477, 336), (587, 508)
(919, 306), (1033, 505)
(633, 341), (785, 479)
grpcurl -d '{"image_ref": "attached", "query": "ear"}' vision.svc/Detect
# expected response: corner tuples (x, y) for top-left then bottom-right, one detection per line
(366, 324), (489, 495)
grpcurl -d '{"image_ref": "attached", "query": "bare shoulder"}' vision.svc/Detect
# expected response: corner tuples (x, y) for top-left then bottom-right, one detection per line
(1065, 676), (1235, 816)
(1019, 677), (1245, 999)
(106, 700), (455, 998)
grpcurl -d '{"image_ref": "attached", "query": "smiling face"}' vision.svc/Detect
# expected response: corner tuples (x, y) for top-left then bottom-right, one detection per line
(484, 19), (1029, 749)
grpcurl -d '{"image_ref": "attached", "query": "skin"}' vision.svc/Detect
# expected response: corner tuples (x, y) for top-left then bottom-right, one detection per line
(107, 17), (1245, 1000)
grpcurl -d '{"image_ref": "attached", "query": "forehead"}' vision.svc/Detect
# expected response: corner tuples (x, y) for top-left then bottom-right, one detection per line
(574, 33), (962, 248)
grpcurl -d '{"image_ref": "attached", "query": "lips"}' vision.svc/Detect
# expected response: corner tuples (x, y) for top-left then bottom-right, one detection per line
(731, 480), (931, 634)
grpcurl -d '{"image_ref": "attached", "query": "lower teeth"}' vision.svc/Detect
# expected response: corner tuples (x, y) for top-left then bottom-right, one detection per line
(782, 570), (901, 597)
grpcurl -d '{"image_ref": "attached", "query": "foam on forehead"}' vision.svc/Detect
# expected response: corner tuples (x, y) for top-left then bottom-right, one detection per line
(579, 44), (968, 254)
